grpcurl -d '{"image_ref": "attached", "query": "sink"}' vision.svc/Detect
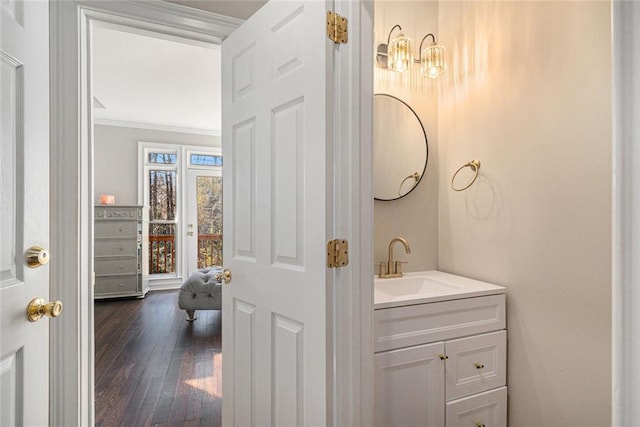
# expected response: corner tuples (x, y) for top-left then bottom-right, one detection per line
(374, 270), (506, 309)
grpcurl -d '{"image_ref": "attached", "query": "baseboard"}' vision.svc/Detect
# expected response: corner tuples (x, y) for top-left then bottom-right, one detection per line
(149, 283), (182, 292)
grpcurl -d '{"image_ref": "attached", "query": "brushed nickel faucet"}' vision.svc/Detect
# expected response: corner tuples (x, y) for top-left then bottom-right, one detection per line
(377, 237), (411, 278)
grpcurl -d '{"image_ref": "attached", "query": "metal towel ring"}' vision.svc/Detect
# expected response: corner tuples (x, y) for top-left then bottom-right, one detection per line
(398, 172), (420, 196)
(451, 160), (481, 191)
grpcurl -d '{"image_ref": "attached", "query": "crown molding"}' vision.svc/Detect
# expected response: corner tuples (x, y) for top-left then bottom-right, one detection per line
(78, 0), (244, 45)
(94, 117), (221, 136)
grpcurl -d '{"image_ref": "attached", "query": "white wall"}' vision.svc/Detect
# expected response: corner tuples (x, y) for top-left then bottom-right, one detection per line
(438, 2), (611, 425)
(93, 124), (219, 205)
(374, 1), (439, 272)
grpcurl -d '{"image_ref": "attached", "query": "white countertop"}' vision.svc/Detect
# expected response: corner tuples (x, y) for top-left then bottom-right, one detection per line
(374, 270), (506, 309)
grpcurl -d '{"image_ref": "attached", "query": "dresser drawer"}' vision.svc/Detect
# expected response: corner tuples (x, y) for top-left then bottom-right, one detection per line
(95, 239), (137, 257)
(95, 206), (144, 220)
(95, 276), (138, 295)
(95, 258), (138, 275)
(374, 295), (505, 353)
(446, 331), (506, 400)
(446, 386), (507, 427)
(95, 221), (137, 238)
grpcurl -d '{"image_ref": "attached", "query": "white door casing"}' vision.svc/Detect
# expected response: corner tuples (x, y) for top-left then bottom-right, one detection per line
(50, 0), (373, 425)
(0, 1), (50, 425)
(221, 1), (332, 424)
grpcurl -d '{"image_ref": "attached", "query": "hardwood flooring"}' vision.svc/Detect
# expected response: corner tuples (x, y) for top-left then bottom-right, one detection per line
(94, 290), (222, 427)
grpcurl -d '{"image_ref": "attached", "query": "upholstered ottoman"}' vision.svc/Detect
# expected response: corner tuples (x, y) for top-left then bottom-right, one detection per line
(178, 267), (222, 321)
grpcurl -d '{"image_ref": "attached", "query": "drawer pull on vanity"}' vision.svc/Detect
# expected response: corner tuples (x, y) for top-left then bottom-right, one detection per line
(475, 362), (485, 369)
(438, 354), (448, 360)
(475, 423), (486, 427)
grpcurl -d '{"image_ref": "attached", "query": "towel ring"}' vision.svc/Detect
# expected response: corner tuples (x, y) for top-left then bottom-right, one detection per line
(451, 160), (481, 191)
(398, 172), (420, 196)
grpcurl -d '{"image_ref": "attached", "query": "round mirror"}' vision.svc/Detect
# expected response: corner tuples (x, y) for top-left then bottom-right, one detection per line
(373, 94), (428, 201)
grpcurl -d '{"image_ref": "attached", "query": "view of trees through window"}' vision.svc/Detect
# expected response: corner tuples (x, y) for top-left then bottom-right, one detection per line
(196, 176), (223, 268)
(149, 169), (177, 274)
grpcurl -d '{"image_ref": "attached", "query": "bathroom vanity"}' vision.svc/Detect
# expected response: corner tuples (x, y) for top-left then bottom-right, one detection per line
(374, 271), (507, 427)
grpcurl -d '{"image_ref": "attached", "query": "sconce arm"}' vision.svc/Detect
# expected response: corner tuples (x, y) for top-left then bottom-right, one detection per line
(387, 24), (402, 45)
(418, 33), (437, 60)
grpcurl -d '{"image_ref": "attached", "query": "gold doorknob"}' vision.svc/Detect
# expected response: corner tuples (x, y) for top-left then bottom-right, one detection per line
(27, 298), (63, 322)
(26, 246), (50, 268)
(216, 268), (232, 284)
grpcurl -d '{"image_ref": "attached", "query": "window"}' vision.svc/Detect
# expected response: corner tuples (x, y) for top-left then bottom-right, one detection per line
(148, 169), (177, 274)
(190, 154), (222, 166)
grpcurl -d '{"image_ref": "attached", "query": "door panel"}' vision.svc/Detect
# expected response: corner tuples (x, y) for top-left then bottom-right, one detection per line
(222, 1), (331, 424)
(0, 0), (50, 425)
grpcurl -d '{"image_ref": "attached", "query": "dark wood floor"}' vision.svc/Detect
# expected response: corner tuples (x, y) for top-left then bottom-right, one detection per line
(94, 290), (222, 427)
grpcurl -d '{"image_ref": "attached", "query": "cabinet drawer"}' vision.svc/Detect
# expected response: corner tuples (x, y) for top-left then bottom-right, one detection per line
(446, 386), (507, 427)
(446, 331), (506, 400)
(95, 206), (143, 220)
(95, 276), (138, 296)
(374, 295), (505, 353)
(95, 258), (138, 275)
(95, 239), (137, 257)
(95, 221), (137, 238)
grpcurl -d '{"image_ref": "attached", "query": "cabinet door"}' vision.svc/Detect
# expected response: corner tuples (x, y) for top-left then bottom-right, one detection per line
(375, 342), (445, 427)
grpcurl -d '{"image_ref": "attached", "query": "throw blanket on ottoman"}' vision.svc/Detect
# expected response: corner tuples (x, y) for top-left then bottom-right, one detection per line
(178, 267), (222, 321)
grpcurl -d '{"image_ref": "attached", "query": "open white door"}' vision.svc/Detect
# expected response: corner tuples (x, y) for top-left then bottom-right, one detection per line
(0, 1), (51, 425)
(221, 0), (369, 424)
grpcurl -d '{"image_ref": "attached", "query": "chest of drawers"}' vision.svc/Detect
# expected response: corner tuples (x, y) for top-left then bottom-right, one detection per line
(94, 205), (149, 299)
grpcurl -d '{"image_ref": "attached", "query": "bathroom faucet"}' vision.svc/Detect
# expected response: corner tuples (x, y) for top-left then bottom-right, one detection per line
(378, 237), (411, 278)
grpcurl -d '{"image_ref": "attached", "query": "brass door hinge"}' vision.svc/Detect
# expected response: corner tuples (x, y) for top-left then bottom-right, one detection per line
(327, 239), (349, 268)
(326, 11), (348, 44)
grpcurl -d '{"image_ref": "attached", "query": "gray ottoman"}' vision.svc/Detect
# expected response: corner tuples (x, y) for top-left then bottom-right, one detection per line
(178, 267), (222, 321)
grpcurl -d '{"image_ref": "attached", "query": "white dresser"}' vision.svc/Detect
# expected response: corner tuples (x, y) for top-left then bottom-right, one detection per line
(94, 205), (149, 299)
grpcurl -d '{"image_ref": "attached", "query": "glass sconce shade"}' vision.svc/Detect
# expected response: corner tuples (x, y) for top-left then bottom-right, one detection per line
(421, 43), (446, 79)
(388, 34), (413, 72)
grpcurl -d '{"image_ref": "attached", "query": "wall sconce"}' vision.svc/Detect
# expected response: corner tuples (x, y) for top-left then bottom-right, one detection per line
(376, 25), (446, 78)
(418, 33), (446, 79)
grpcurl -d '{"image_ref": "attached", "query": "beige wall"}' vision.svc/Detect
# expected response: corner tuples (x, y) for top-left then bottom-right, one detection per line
(437, 2), (612, 425)
(374, 1), (439, 272)
(93, 124), (219, 205)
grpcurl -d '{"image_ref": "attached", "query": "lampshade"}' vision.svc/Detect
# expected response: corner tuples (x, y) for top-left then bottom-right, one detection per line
(388, 33), (413, 72)
(421, 43), (446, 79)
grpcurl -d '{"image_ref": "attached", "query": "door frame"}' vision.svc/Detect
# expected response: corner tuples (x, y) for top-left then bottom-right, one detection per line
(613, 1), (640, 425)
(50, 0), (373, 425)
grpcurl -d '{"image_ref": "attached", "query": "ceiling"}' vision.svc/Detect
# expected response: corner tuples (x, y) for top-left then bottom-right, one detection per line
(92, 25), (222, 134)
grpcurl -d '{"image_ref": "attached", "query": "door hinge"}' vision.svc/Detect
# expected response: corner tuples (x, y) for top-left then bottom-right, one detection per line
(326, 11), (348, 44)
(327, 239), (349, 268)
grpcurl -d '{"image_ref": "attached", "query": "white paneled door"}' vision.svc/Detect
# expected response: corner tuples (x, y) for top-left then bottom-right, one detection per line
(0, 0), (51, 425)
(222, 1), (342, 425)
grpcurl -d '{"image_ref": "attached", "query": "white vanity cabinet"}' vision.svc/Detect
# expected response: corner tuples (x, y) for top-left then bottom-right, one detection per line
(374, 293), (507, 427)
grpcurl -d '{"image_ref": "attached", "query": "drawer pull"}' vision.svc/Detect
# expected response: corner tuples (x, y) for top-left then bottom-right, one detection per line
(118, 283), (125, 288)
(119, 228), (123, 232)
(438, 354), (448, 360)
(475, 423), (486, 427)
(119, 265), (124, 269)
(475, 362), (485, 369)
(119, 247), (124, 251)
